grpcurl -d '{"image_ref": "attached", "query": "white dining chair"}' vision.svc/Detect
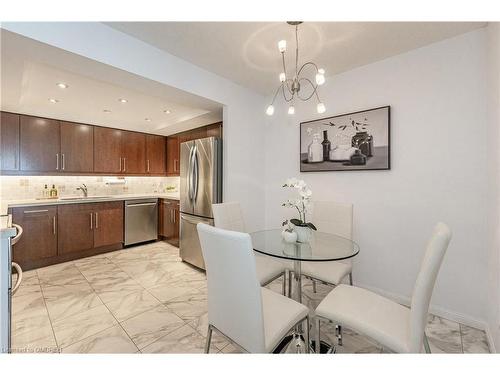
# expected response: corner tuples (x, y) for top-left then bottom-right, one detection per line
(292, 201), (354, 295)
(212, 202), (288, 294)
(197, 223), (310, 353)
(314, 222), (452, 353)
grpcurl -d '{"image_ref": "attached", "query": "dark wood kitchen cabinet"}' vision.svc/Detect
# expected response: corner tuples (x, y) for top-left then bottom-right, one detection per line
(20, 115), (60, 172)
(57, 203), (95, 255)
(93, 201), (124, 248)
(122, 131), (146, 174)
(159, 199), (179, 247)
(0, 112), (20, 171)
(58, 202), (124, 254)
(60, 121), (94, 172)
(146, 134), (166, 174)
(166, 136), (180, 176)
(10, 201), (124, 270)
(94, 127), (122, 173)
(11, 206), (58, 269)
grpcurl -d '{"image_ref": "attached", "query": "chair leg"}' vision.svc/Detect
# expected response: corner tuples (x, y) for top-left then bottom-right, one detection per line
(336, 324), (343, 346)
(304, 316), (310, 353)
(315, 318), (321, 353)
(282, 272), (286, 296)
(288, 270), (292, 298)
(312, 279), (317, 293)
(348, 272), (353, 286)
(204, 324), (213, 353)
(423, 333), (431, 353)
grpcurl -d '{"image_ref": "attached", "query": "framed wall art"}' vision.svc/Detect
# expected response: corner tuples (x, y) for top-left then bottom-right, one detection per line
(300, 106), (390, 172)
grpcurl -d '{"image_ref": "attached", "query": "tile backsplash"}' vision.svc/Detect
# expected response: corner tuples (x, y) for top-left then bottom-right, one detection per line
(0, 176), (180, 200)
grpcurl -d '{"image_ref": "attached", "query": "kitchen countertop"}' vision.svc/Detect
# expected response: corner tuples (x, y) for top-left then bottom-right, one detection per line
(0, 193), (180, 215)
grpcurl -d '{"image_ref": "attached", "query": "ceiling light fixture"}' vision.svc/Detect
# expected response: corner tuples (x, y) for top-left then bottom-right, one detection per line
(266, 22), (326, 116)
(56, 83), (68, 89)
(103, 109), (112, 113)
(145, 118), (151, 122)
(48, 98), (59, 104)
(118, 98), (128, 103)
(163, 110), (171, 114)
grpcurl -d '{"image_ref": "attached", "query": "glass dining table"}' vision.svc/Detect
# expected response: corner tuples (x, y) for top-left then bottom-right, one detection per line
(250, 228), (360, 353)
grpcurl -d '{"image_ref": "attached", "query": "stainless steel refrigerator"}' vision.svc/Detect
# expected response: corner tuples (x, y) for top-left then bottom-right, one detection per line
(180, 137), (222, 269)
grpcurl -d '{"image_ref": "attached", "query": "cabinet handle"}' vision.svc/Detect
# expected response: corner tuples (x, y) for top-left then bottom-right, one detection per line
(90, 212), (93, 230)
(123, 158), (126, 172)
(119, 157), (122, 172)
(174, 159), (178, 172)
(173, 210), (176, 224)
(56, 153), (59, 170)
(62, 154), (65, 170)
(95, 212), (99, 229)
(53, 216), (56, 235)
(147, 160), (150, 172)
(23, 209), (49, 214)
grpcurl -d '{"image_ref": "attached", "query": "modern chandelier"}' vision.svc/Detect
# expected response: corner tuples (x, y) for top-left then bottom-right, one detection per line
(266, 21), (326, 116)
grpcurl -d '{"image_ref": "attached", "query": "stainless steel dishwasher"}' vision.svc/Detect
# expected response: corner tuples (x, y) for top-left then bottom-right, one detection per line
(124, 199), (158, 246)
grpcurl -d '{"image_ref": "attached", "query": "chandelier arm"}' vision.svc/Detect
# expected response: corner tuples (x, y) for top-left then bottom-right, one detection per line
(297, 61), (319, 77)
(296, 77), (319, 101)
(284, 78), (294, 95)
(281, 52), (287, 77)
(270, 83), (283, 105)
(281, 84), (294, 102)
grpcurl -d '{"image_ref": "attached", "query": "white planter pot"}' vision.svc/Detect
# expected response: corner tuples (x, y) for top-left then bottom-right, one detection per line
(294, 225), (312, 243)
(281, 230), (298, 243)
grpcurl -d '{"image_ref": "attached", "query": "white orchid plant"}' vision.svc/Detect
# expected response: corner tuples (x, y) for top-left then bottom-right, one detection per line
(281, 178), (317, 231)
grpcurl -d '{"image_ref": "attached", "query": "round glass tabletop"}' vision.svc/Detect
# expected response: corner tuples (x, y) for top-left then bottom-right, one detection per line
(250, 229), (360, 262)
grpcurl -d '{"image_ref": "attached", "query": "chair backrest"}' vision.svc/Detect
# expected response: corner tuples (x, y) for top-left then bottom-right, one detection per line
(212, 202), (246, 232)
(408, 222), (452, 352)
(197, 223), (266, 353)
(312, 201), (353, 239)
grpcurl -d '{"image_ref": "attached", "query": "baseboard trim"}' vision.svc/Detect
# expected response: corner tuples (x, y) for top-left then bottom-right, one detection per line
(354, 281), (494, 349)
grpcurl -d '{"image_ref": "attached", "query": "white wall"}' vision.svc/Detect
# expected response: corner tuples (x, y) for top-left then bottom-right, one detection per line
(1, 22), (267, 231)
(265, 29), (491, 326)
(486, 22), (500, 352)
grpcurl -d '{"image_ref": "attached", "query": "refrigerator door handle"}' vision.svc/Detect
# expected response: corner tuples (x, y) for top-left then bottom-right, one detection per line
(187, 145), (194, 203)
(193, 145), (199, 204)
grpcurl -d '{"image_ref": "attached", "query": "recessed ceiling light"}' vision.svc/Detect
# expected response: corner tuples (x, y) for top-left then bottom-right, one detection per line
(118, 98), (128, 103)
(48, 98), (59, 104)
(145, 118), (151, 122)
(56, 83), (68, 89)
(163, 110), (171, 114)
(103, 109), (112, 113)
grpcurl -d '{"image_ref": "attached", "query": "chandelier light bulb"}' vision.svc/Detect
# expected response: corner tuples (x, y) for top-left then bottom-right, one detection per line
(318, 68), (325, 74)
(279, 72), (286, 82)
(266, 105), (275, 116)
(315, 72), (325, 86)
(278, 40), (287, 53)
(317, 102), (326, 114)
(288, 105), (295, 115)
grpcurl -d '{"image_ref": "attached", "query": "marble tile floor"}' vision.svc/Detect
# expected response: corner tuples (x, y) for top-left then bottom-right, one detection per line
(11, 242), (491, 354)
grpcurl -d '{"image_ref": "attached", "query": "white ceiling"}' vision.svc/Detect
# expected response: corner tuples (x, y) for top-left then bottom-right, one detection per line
(105, 22), (487, 95)
(0, 30), (223, 136)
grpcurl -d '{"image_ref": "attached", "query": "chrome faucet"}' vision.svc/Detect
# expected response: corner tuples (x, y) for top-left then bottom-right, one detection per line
(76, 184), (88, 198)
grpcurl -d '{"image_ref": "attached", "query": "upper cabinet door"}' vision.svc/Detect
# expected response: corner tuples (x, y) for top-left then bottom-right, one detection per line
(20, 116), (61, 172)
(60, 121), (94, 172)
(166, 136), (180, 176)
(122, 131), (146, 174)
(94, 127), (122, 173)
(146, 134), (166, 174)
(0, 112), (20, 171)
